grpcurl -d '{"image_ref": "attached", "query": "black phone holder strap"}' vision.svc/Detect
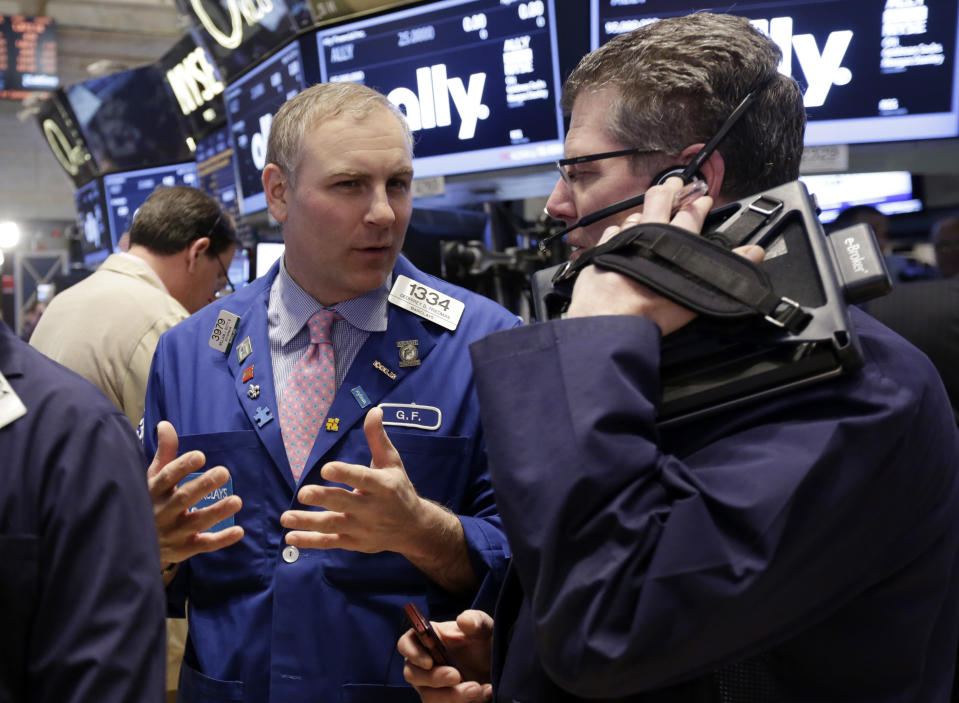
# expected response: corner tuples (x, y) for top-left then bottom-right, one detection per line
(554, 222), (811, 333)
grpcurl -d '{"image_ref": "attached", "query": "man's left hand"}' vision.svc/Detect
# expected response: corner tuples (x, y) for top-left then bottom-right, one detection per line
(280, 407), (427, 554)
(281, 407), (476, 593)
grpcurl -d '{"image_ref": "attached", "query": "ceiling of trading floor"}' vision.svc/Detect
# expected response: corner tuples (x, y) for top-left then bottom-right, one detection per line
(0, 0), (183, 87)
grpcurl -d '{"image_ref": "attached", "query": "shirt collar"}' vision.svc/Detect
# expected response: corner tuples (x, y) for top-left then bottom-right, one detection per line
(117, 252), (170, 293)
(274, 255), (390, 346)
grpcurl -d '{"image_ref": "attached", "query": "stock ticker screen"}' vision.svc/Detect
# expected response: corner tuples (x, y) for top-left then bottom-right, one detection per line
(195, 127), (253, 243)
(0, 14), (57, 100)
(591, 0), (959, 145)
(314, 0), (565, 178)
(224, 40), (306, 215)
(102, 162), (199, 250)
(74, 179), (111, 266)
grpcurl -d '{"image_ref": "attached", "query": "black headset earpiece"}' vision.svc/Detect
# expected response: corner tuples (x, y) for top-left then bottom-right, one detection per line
(652, 166), (705, 187)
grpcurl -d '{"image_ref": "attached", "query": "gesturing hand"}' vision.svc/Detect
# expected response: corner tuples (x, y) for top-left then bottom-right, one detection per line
(281, 407), (428, 555)
(147, 420), (244, 567)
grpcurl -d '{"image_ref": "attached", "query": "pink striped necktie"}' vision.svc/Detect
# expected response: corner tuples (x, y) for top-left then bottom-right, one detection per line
(279, 310), (339, 480)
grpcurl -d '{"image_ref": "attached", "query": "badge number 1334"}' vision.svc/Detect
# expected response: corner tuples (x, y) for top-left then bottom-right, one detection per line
(408, 281), (450, 310)
(388, 275), (465, 331)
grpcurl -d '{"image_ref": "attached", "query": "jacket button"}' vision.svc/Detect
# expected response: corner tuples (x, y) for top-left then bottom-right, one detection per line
(282, 545), (299, 563)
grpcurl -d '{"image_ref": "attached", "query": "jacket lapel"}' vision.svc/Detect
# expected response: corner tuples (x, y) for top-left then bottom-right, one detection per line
(226, 281), (297, 493)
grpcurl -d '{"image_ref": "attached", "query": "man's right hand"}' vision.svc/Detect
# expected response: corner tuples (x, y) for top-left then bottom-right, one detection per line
(147, 420), (244, 571)
(567, 177), (764, 336)
(398, 610), (494, 702)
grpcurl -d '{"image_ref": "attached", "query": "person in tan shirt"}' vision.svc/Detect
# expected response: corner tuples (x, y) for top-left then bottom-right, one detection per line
(30, 185), (238, 702)
(31, 186), (238, 428)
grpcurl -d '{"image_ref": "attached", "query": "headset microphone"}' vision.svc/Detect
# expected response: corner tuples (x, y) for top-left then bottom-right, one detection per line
(538, 81), (769, 253)
(539, 191), (649, 252)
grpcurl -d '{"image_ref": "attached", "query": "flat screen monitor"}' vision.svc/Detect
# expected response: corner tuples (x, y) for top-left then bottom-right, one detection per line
(255, 241), (284, 279)
(314, 0), (566, 178)
(225, 246), (251, 287)
(800, 171), (922, 223)
(0, 15), (57, 100)
(158, 33), (227, 141)
(195, 126), (253, 242)
(102, 162), (199, 250)
(66, 64), (194, 172)
(74, 178), (111, 266)
(224, 39), (306, 216)
(308, 0), (397, 24)
(590, 0), (959, 145)
(35, 87), (99, 187)
(177, 0), (314, 83)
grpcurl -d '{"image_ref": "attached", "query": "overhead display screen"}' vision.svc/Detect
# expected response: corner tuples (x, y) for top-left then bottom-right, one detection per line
(66, 64), (194, 172)
(801, 170), (922, 222)
(102, 162), (199, 249)
(308, 0), (397, 24)
(159, 33), (227, 141)
(177, 0), (314, 83)
(591, 0), (959, 145)
(314, 0), (565, 178)
(0, 14), (57, 100)
(195, 126), (252, 242)
(35, 88), (99, 187)
(224, 39), (306, 215)
(74, 179), (111, 266)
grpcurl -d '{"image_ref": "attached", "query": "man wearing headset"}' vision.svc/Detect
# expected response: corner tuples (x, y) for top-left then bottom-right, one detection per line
(399, 13), (959, 702)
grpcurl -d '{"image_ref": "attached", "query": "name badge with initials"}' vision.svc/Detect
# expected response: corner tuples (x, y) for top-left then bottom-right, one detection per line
(389, 275), (465, 331)
(379, 403), (442, 431)
(178, 473), (235, 532)
(209, 310), (240, 353)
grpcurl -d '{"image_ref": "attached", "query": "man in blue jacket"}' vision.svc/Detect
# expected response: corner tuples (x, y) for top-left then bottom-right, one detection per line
(142, 81), (519, 702)
(399, 13), (959, 702)
(0, 319), (166, 703)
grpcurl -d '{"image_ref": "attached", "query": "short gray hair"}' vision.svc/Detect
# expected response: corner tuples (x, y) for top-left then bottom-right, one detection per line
(562, 12), (806, 199)
(265, 82), (414, 186)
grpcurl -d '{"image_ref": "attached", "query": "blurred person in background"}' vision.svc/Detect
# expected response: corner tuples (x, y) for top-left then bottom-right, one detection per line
(29, 185), (237, 702)
(30, 186), (237, 428)
(932, 216), (959, 279)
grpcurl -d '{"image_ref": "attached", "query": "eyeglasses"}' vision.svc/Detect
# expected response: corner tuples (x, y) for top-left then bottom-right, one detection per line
(539, 75), (777, 252)
(215, 253), (236, 297)
(204, 211), (236, 297)
(555, 147), (661, 187)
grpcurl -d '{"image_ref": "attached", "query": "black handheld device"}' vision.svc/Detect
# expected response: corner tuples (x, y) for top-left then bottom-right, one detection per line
(531, 180), (891, 427)
(404, 602), (459, 672)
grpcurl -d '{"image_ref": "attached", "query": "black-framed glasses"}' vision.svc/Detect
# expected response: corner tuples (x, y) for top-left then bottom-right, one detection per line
(555, 147), (662, 186)
(215, 253), (236, 296)
(204, 211), (236, 297)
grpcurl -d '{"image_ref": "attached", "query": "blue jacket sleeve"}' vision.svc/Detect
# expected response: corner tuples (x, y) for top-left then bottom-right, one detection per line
(470, 313), (959, 697)
(34, 411), (167, 703)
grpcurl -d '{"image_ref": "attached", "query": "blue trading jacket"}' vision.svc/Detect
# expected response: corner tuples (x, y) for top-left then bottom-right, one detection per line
(143, 255), (519, 703)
